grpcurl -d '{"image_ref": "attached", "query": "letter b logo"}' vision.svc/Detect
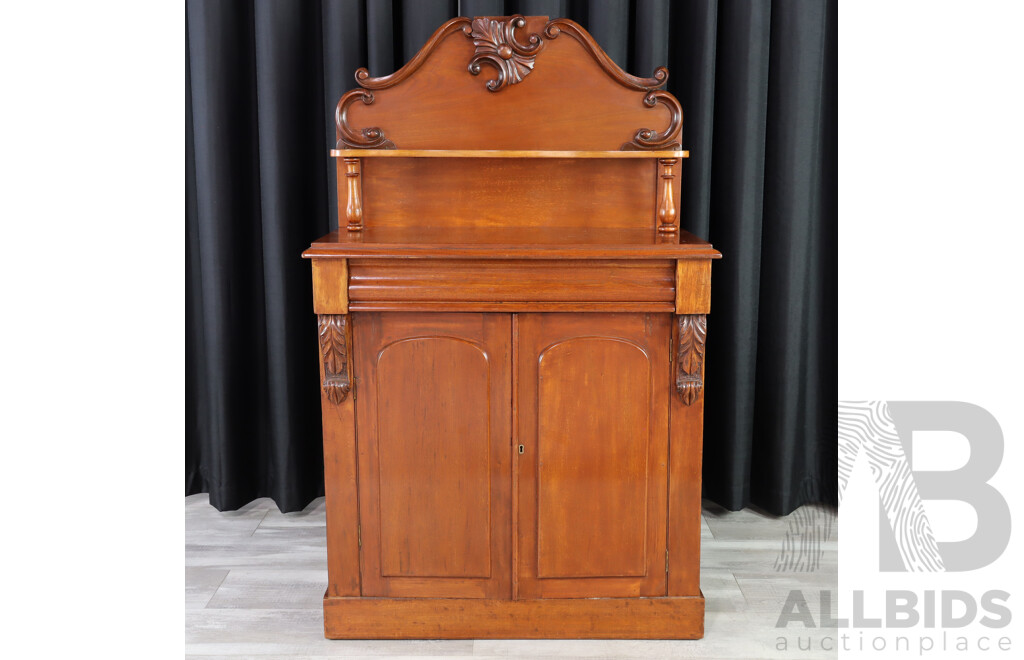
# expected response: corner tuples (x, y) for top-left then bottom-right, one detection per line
(838, 401), (1010, 572)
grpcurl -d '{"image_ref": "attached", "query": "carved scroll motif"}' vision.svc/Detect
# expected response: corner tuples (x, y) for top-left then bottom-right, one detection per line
(543, 19), (669, 91)
(675, 314), (707, 405)
(319, 315), (351, 405)
(467, 15), (544, 92)
(335, 90), (395, 149)
(337, 17), (491, 147)
(354, 17), (473, 90)
(621, 90), (683, 151)
(657, 158), (678, 233)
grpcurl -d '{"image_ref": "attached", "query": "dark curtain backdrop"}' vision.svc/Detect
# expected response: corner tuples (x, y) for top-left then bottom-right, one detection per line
(186, 0), (837, 515)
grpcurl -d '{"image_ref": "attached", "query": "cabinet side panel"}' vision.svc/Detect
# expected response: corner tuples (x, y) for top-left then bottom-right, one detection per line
(318, 314), (360, 597)
(668, 315), (707, 595)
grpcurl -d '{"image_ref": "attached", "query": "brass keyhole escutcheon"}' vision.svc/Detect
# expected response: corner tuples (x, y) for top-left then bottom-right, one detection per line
(518, 444), (524, 454)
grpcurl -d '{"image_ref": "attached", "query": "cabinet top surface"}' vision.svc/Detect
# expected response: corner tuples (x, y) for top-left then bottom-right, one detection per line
(330, 149), (689, 159)
(303, 227), (721, 260)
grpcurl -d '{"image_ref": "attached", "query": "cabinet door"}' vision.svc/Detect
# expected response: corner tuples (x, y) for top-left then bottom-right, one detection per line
(516, 313), (670, 598)
(354, 312), (512, 598)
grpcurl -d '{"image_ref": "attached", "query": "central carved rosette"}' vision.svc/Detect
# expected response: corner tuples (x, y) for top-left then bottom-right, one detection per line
(466, 15), (544, 92)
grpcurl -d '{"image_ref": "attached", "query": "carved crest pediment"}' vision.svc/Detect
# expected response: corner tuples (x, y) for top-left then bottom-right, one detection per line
(335, 15), (683, 151)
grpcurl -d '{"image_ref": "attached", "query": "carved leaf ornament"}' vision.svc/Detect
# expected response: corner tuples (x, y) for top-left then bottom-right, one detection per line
(467, 16), (544, 92)
(319, 315), (351, 405)
(676, 314), (707, 405)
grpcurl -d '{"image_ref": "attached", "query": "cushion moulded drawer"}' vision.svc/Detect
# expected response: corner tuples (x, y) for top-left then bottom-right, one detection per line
(346, 259), (676, 312)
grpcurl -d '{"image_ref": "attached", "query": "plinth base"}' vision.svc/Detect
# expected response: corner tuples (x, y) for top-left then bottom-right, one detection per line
(323, 592), (705, 639)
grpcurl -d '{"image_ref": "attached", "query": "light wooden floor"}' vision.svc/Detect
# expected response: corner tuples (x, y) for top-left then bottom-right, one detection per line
(186, 494), (837, 659)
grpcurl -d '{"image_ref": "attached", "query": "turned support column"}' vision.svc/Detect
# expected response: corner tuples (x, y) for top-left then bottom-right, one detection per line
(343, 157), (363, 231)
(657, 157), (678, 233)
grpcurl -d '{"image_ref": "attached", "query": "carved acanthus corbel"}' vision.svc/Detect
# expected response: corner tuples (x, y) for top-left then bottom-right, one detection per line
(675, 314), (706, 405)
(319, 314), (352, 404)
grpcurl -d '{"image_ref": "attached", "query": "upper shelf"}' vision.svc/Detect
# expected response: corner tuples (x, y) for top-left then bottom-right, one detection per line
(330, 149), (689, 159)
(303, 227), (721, 260)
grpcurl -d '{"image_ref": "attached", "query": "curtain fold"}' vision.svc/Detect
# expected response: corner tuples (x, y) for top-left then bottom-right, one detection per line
(186, 0), (837, 515)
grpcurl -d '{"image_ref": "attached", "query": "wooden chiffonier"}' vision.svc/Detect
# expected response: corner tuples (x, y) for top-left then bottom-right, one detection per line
(303, 15), (721, 639)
